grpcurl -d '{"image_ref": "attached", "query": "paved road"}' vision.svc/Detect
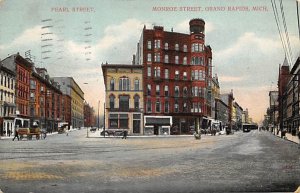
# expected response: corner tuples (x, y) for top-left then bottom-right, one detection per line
(0, 129), (299, 193)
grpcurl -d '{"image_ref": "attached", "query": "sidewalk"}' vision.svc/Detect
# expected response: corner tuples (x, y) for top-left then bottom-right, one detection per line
(272, 129), (299, 144)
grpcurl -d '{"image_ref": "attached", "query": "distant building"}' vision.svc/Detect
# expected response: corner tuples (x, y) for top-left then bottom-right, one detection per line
(31, 67), (63, 132)
(215, 98), (229, 129)
(0, 62), (16, 136)
(220, 91), (235, 130)
(278, 56), (300, 136)
(211, 74), (220, 120)
(53, 77), (84, 129)
(102, 64), (144, 135)
(84, 102), (95, 128)
(278, 57), (290, 132)
(233, 101), (243, 130)
(135, 18), (213, 135)
(242, 108), (249, 124)
(268, 91), (278, 130)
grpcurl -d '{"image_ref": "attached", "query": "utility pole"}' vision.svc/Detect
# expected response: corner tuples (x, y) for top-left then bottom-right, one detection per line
(103, 102), (105, 138)
(98, 100), (100, 130)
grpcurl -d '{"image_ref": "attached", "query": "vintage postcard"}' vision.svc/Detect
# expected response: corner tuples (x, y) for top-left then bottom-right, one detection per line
(0, 0), (299, 192)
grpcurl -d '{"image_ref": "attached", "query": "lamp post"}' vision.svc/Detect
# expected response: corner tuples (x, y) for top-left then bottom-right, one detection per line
(103, 102), (105, 138)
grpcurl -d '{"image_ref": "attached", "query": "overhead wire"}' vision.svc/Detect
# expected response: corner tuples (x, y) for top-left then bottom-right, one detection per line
(271, 0), (290, 66)
(279, 0), (294, 65)
(297, 1), (300, 42)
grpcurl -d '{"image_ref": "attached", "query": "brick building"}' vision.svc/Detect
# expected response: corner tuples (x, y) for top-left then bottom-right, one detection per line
(84, 102), (95, 128)
(31, 68), (63, 132)
(53, 77), (84, 129)
(2, 54), (32, 118)
(135, 18), (213, 135)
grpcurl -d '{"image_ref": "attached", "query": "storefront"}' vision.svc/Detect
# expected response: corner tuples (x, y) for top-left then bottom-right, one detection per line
(144, 116), (172, 135)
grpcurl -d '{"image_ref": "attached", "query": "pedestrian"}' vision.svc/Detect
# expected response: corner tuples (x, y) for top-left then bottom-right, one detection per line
(12, 129), (19, 141)
(122, 130), (127, 139)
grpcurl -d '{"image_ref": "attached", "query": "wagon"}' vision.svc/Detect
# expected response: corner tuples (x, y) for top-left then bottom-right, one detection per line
(18, 128), (41, 140)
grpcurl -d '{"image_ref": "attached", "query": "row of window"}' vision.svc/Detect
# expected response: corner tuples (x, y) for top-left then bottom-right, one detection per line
(146, 100), (203, 113)
(109, 78), (140, 91)
(149, 67), (206, 81)
(0, 74), (15, 90)
(109, 113), (141, 131)
(18, 85), (29, 99)
(0, 106), (15, 117)
(18, 69), (29, 84)
(147, 53), (208, 66)
(147, 85), (207, 98)
(147, 40), (204, 53)
(0, 90), (15, 103)
(109, 95), (140, 111)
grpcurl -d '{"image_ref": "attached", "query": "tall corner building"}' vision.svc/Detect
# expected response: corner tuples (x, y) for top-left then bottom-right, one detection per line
(135, 18), (213, 135)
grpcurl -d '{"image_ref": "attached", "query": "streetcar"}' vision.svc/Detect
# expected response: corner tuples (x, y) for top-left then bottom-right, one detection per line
(242, 123), (258, 132)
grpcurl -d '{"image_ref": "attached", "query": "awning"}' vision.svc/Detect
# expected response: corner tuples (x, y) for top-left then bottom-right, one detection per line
(145, 117), (171, 126)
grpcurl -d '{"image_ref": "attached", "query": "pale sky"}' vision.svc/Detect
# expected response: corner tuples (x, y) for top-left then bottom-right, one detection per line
(0, 0), (299, 123)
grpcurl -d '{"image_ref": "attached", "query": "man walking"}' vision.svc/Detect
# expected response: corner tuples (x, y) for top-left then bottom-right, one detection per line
(122, 130), (128, 139)
(12, 129), (19, 141)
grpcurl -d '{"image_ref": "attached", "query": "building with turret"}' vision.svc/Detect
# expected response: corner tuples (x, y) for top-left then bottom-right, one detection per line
(135, 18), (213, 135)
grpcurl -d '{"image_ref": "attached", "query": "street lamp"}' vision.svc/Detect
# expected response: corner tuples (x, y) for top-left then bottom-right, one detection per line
(103, 102), (105, 138)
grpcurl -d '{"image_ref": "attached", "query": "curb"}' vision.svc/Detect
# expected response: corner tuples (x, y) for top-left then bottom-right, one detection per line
(272, 133), (299, 145)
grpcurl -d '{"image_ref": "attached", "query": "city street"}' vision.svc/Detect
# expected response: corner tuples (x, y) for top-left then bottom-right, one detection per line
(0, 129), (299, 193)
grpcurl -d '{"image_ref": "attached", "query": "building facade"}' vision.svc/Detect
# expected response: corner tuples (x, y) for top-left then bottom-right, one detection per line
(84, 102), (95, 128)
(135, 18), (213, 135)
(215, 98), (229, 129)
(233, 102), (243, 130)
(53, 77), (84, 129)
(268, 91), (279, 131)
(0, 63), (16, 136)
(102, 64), (144, 135)
(31, 68), (63, 132)
(211, 74), (220, 120)
(220, 91), (235, 131)
(2, 54), (32, 118)
(278, 57), (300, 136)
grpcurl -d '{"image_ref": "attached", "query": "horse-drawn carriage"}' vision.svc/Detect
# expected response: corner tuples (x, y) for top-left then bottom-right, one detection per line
(18, 127), (41, 140)
(15, 118), (41, 140)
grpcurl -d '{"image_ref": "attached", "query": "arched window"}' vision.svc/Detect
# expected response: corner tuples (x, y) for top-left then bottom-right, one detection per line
(119, 77), (130, 91)
(183, 44), (187, 52)
(175, 43), (179, 51)
(175, 86), (180, 97)
(164, 55), (169, 63)
(183, 87), (188, 97)
(109, 95), (115, 109)
(110, 79), (115, 91)
(164, 42), (169, 50)
(134, 79), (140, 91)
(183, 57), (187, 65)
(134, 95), (140, 109)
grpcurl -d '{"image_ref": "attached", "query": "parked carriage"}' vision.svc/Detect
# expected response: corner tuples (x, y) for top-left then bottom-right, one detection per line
(14, 118), (41, 140)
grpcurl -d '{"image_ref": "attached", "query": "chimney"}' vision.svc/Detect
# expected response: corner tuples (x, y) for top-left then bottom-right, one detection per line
(132, 54), (136, 65)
